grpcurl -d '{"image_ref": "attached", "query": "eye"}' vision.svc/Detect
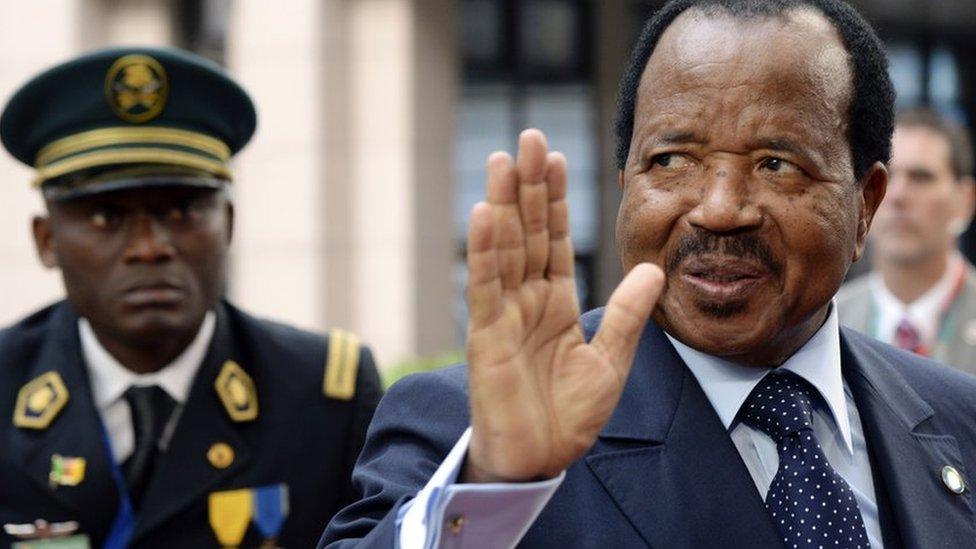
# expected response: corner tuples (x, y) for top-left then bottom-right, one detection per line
(650, 153), (693, 169)
(89, 208), (120, 229)
(759, 157), (801, 175)
(165, 203), (188, 222)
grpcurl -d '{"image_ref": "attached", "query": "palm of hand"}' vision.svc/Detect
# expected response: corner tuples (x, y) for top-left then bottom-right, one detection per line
(464, 130), (664, 483)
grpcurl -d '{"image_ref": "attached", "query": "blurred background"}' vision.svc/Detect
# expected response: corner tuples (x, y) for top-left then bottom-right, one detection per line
(1, 0), (974, 378)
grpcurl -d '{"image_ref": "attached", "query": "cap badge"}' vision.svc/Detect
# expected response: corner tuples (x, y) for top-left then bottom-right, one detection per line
(104, 54), (168, 123)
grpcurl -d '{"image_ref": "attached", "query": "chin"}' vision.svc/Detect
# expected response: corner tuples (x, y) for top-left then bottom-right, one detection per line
(119, 309), (197, 342)
(657, 295), (783, 362)
(691, 298), (749, 319)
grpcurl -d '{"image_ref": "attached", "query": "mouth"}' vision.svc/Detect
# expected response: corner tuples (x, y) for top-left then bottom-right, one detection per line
(121, 281), (186, 307)
(678, 256), (771, 303)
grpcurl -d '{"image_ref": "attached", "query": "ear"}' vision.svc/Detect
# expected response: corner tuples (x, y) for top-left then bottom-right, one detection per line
(32, 215), (59, 269)
(618, 170), (625, 190)
(953, 176), (975, 235)
(852, 161), (888, 262)
(224, 198), (235, 246)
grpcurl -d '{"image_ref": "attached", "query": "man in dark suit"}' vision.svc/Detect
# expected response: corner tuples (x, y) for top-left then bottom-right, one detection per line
(0, 47), (382, 548)
(322, 0), (976, 547)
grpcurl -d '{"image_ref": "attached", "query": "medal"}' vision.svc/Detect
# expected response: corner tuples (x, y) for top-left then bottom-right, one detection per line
(208, 489), (253, 547)
(253, 484), (289, 547)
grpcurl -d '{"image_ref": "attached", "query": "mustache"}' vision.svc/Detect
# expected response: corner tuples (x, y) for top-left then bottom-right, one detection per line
(666, 230), (782, 276)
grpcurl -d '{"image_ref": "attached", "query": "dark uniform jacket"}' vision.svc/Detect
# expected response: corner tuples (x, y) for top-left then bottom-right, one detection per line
(0, 300), (382, 548)
(322, 308), (976, 549)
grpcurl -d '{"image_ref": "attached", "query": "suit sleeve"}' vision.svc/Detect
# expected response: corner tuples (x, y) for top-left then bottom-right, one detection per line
(339, 346), (385, 510)
(318, 369), (471, 548)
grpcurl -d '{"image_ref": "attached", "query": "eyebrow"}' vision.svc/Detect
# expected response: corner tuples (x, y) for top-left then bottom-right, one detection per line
(648, 131), (703, 147)
(750, 137), (806, 157)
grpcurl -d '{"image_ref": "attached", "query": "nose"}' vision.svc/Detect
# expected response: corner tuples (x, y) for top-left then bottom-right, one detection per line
(123, 212), (176, 264)
(883, 171), (910, 205)
(686, 164), (763, 233)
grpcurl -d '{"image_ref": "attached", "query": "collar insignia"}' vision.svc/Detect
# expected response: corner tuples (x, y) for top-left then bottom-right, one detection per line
(215, 360), (258, 422)
(14, 371), (69, 430)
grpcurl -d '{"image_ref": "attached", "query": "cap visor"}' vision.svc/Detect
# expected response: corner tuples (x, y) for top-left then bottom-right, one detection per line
(42, 175), (226, 201)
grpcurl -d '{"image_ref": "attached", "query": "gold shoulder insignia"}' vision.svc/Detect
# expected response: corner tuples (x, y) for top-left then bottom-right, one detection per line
(14, 371), (69, 429)
(324, 329), (360, 401)
(214, 360), (258, 422)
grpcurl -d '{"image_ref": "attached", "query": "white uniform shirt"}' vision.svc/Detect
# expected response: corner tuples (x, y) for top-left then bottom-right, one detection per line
(79, 312), (215, 463)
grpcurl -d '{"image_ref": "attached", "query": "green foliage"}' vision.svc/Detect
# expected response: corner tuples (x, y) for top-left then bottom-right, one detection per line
(381, 350), (465, 389)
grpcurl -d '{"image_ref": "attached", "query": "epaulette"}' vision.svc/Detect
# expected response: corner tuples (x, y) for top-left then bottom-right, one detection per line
(323, 329), (360, 401)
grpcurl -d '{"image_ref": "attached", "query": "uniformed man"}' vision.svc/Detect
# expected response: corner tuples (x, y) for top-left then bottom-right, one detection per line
(0, 47), (383, 548)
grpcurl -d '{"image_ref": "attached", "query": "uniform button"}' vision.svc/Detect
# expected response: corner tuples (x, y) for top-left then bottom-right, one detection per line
(207, 442), (235, 469)
(941, 465), (966, 494)
(447, 515), (465, 535)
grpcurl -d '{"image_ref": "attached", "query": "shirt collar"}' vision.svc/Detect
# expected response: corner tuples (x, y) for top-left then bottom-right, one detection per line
(80, 311), (216, 411)
(665, 303), (853, 455)
(870, 252), (963, 343)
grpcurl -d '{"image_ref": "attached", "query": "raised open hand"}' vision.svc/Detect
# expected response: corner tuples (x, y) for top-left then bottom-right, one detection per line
(464, 129), (665, 483)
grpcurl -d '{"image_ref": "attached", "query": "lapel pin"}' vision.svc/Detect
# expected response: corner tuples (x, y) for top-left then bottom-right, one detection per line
(49, 454), (86, 488)
(208, 442), (235, 469)
(215, 360), (259, 422)
(941, 465), (967, 494)
(13, 371), (69, 430)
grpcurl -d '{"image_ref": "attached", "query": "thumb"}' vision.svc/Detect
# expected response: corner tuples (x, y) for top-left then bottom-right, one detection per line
(590, 263), (665, 379)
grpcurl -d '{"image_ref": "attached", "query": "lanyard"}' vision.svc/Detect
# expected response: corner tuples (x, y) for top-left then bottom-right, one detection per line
(868, 259), (968, 358)
(99, 422), (136, 549)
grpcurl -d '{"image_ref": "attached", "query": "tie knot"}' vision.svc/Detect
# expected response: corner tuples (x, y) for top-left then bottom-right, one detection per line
(123, 385), (175, 444)
(894, 318), (923, 354)
(740, 372), (816, 442)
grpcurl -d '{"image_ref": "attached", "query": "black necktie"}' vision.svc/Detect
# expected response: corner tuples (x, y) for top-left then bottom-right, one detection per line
(122, 385), (176, 508)
(740, 372), (871, 549)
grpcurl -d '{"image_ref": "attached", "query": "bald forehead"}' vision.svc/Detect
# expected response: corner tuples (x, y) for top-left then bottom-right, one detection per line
(642, 7), (853, 109)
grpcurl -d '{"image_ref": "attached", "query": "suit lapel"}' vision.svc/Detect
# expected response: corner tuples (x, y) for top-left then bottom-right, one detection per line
(838, 279), (874, 334)
(842, 329), (976, 548)
(130, 305), (252, 543)
(583, 319), (781, 547)
(6, 303), (120, 534)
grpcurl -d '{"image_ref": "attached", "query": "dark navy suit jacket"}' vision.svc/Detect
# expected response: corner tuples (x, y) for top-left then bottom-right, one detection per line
(322, 308), (976, 548)
(0, 300), (383, 548)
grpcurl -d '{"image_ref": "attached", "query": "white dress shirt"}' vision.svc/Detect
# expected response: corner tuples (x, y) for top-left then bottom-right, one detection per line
(399, 304), (883, 548)
(79, 312), (215, 464)
(869, 253), (963, 347)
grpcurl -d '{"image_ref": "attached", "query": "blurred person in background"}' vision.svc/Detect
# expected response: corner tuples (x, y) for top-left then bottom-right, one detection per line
(838, 108), (976, 375)
(0, 47), (381, 548)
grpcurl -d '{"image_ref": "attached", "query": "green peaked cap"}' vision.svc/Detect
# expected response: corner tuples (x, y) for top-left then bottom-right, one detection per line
(0, 46), (256, 200)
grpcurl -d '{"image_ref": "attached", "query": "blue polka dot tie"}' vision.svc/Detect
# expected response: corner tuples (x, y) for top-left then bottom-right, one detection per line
(741, 372), (871, 549)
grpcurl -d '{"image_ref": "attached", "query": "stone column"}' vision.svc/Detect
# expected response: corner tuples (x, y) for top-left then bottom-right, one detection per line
(227, 0), (457, 366)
